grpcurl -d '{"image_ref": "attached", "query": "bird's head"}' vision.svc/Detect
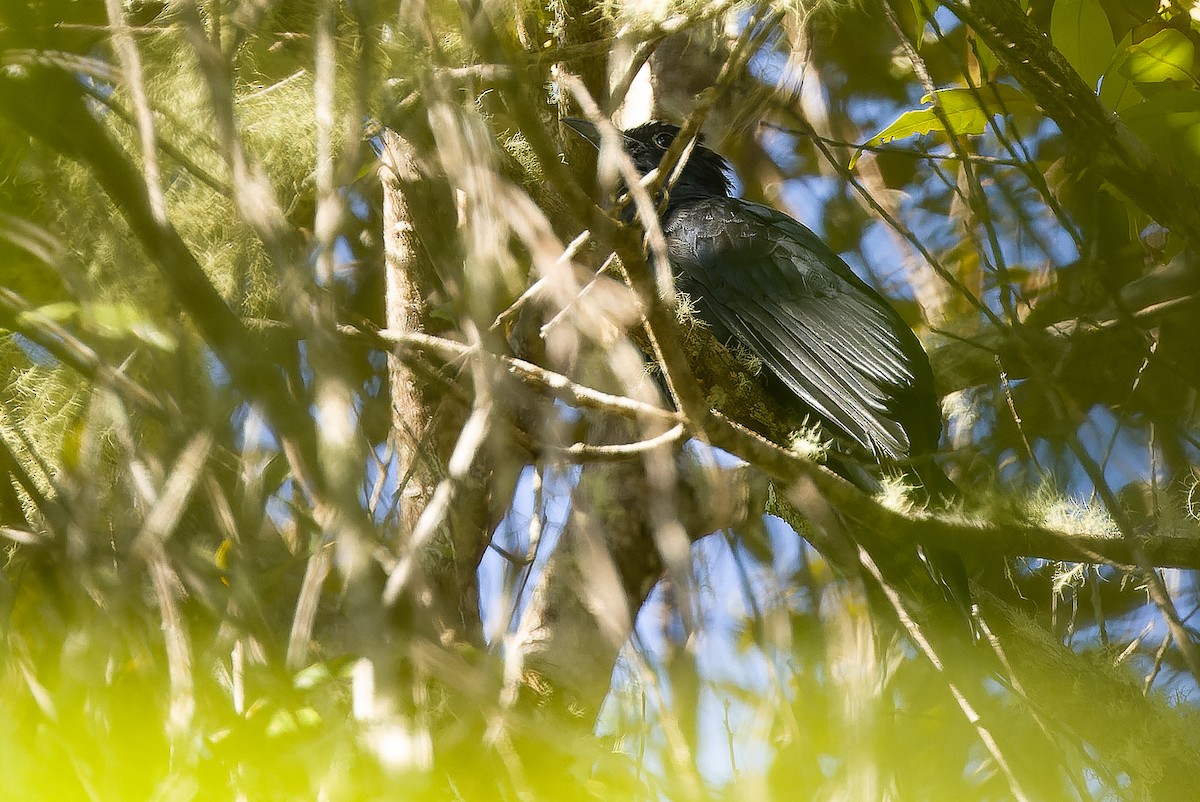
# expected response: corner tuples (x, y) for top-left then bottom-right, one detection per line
(563, 119), (732, 209)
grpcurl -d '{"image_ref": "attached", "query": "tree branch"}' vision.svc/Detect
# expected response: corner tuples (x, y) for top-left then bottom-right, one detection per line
(370, 326), (1200, 571)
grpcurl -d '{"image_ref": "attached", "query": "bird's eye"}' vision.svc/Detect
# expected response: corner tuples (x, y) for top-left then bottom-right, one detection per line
(653, 131), (674, 149)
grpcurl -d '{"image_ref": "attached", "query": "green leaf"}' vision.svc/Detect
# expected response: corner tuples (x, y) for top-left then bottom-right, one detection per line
(1099, 33), (1143, 112)
(973, 37), (1000, 80)
(18, 301), (176, 350)
(909, 0), (929, 48)
(1050, 0), (1115, 88)
(1120, 28), (1196, 86)
(1119, 89), (1200, 180)
(86, 302), (176, 351)
(851, 85), (1039, 168)
(22, 301), (78, 324)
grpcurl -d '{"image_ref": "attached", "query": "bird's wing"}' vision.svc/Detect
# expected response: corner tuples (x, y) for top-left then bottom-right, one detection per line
(666, 198), (937, 461)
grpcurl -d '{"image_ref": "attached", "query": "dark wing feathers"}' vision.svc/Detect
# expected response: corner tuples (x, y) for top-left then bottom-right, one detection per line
(666, 197), (938, 461)
(719, 292), (912, 459)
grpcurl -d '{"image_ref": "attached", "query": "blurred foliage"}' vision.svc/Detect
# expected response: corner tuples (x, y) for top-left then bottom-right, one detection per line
(0, 0), (1198, 799)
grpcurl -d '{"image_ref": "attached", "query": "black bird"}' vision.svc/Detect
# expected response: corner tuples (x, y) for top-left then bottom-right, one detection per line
(565, 119), (946, 483)
(565, 118), (972, 627)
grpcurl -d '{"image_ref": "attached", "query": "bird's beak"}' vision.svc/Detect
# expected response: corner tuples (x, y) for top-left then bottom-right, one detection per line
(562, 117), (603, 149)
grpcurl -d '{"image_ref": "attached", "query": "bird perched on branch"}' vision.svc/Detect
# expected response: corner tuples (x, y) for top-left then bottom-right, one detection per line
(564, 118), (971, 629)
(564, 120), (949, 486)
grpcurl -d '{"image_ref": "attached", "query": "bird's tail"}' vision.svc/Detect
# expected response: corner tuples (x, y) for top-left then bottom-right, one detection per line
(909, 458), (962, 506)
(826, 453), (979, 640)
(905, 460), (980, 639)
(917, 544), (981, 642)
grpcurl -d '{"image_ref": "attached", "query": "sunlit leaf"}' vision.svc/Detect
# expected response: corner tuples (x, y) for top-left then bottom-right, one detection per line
(214, 537), (232, 571)
(21, 301), (77, 323)
(17, 301), (176, 351)
(294, 662), (335, 690)
(1050, 0), (1115, 88)
(851, 85), (1039, 168)
(86, 302), (177, 351)
(1120, 28), (1196, 86)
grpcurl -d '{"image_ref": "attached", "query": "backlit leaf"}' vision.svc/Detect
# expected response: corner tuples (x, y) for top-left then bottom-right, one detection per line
(1050, 0), (1115, 88)
(851, 85), (1039, 168)
(1120, 28), (1196, 86)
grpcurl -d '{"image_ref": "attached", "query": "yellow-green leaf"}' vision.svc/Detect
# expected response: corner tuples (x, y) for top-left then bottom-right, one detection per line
(1120, 28), (1196, 86)
(850, 85), (1039, 168)
(22, 301), (78, 324)
(1051, 0), (1115, 88)
(909, 0), (930, 48)
(1119, 89), (1200, 180)
(1099, 33), (1143, 112)
(87, 302), (177, 351)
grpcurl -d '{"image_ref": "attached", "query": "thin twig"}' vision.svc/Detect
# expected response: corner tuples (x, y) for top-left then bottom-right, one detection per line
(557, 423), (686, 460)
(1143, 631), (1173, 694)
(373, 326), (681, 423)
(490, 229), (594, 332)
(367, 326), (1200, 569)
(287, 542), (334, 669)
